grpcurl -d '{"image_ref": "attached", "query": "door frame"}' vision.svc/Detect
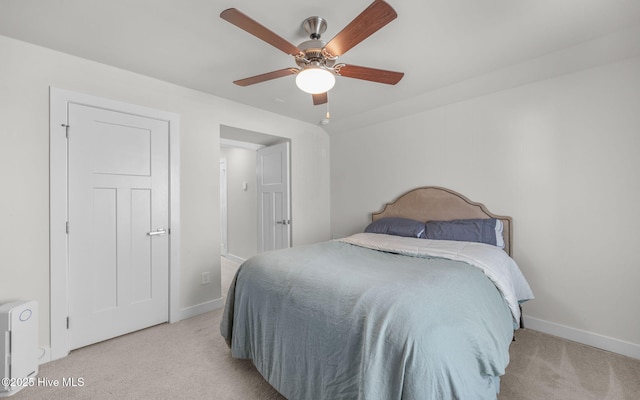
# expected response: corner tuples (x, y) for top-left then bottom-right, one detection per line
(49, 87), (181, 361)
(220, 158), (228, 256)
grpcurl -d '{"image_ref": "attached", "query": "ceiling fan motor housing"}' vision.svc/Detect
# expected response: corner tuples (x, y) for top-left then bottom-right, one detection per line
(295, 39), (336, 68)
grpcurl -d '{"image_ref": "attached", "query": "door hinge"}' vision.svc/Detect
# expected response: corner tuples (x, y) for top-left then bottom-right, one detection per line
(66, 317), (70, 329)
(66, 221), (69, 234)
(61, 123), (70, 138)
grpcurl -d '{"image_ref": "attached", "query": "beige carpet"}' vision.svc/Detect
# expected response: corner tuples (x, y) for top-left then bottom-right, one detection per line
(12, 258), (640, 400)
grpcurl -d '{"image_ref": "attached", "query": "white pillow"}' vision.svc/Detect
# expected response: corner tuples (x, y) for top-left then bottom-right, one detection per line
(495, 219), (504, 249)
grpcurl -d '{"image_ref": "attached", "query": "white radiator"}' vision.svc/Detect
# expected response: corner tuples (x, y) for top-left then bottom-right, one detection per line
(0, 301), (38, 397)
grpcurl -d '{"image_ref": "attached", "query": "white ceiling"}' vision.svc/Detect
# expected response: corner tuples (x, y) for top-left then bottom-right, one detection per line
(1, 0), (640, 134)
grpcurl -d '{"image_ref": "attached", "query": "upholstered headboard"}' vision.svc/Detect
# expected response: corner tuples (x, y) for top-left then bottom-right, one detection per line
(371, 186), (513, 256)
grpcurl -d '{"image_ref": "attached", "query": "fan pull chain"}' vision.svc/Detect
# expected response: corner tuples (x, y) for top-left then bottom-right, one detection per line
(321, 101), (331, 125)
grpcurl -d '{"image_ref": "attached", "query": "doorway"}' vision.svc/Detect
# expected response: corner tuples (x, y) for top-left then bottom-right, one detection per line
(50, 88), (181, 360)
(220, 126), (291, 262)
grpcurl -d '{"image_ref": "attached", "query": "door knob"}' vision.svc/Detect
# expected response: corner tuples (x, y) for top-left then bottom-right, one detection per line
(147, 228), (167, 236)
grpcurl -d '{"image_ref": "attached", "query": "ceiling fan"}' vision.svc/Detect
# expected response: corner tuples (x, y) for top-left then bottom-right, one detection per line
(220, 0), (404, 106)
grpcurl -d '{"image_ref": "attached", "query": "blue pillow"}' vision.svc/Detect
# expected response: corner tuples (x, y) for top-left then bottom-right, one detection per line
(425, 218), (502, 247)
(364, 217), (426, 238)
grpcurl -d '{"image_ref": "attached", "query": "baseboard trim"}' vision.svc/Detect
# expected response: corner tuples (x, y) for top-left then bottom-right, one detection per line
(179, 297), (224, 321)
(524, 315), (640, 360)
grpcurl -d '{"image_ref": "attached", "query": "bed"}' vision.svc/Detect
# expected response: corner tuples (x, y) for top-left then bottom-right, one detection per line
(221, 186), (534, 400)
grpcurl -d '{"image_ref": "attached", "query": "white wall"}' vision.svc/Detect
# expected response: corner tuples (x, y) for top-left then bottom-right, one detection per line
(331, 54), (640, 358)
(0, 35), (330, 355)
(221, 146), (258, 261)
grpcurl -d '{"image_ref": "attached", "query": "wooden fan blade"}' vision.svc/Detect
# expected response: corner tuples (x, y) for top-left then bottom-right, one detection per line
(233, 68), (298, 86)
(323, 1), (397, 58)
(335, 64), (404, 85)
(220, 8), (302, 56)
(312, 92), (328, 105)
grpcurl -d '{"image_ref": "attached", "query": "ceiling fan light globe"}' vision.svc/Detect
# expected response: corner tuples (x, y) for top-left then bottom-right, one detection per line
(295, 68), (335, 94)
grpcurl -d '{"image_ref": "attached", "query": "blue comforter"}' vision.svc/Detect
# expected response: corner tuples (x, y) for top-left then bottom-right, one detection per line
(221, 238), (519, 399)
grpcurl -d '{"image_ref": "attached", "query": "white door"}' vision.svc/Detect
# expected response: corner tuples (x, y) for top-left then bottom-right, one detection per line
(68, 103), (169, 349)
(257, 142), (291, 252)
